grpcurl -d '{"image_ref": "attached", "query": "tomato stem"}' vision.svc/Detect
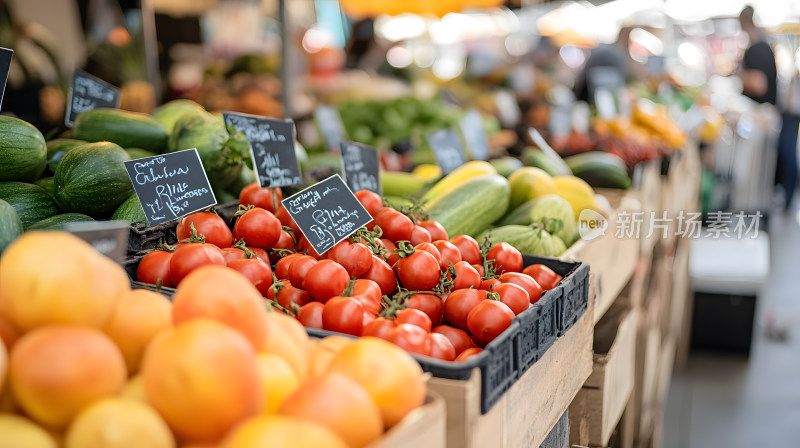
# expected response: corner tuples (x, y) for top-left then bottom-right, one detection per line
(265, 299), (295, 317)
(343, 278), (357, 297)
(395, 241), (416, 258)
(179, 222), (206, 244)
(234, 204), (255, 218)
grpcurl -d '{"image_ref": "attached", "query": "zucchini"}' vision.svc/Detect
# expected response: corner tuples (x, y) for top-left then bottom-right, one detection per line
(46, 138), (86, 174)
(425, 174), (510, 238)
(520, 147), (571, 177)
(150, 99), (204, 135)
(28, 213), (94, 230)
(488, 157), (523, 178)
(33, 176), (56, 199)
(564, 152), (631, 189)
(381, 171), (427, 198)
(111, 194), (147, 224)
(496, 198), (541, 226)
(73, 108), (168, 153)
(0, 116), (47, 182)
(421, 160), (496, 204)
(0, 199), (23, 252)
(477, 225), (567, 257)
(383, 195), (413, 210)
(0, 181), (61, 229)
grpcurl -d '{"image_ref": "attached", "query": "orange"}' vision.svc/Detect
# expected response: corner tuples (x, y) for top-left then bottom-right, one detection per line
(259, 311), (310, 380)
(308, 335), (354, 377)
(65, 398), (175, 448)
(255, 353), (299, 414)
(221, 415), (347, 448)
(0, 414), (58, 447)
(104, 289), (172, 374)
(0, 314), (20, 349)
(121, 374), (148, 403)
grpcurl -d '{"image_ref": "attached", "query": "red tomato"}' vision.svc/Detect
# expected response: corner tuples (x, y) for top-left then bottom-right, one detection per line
(328, 240), (373, 278)
(493, 283), (529, 315)
(432, 240), (461, 270)
(239, 183), (283, 213)
(428, 333), (456, 361)
(467, 300), (514, 346)
(380, 238), (399, 265)
(362, 317), (396, 339)
(407, 293), (443, 327)
(268, 279), (313, 309)
(432, 325), (474, 355)
(269, 230), (296, 263)
(296, 236), (326, 260)
(136, 250), (174, 287)
(418, 220), (448, 241)
(455, 347), (483, 361)
(362, 312), (376, 328)
(386, 323), (432, 356)
(374, 208), (414, 242)
(351, 279), (383, 303)
(355, 190), (383, 217)
(450, 235), (481, 265)
(275, 203), (301, 235)
(357, 296), (382, 316)
(395, 250), (440, 291)
(298, 302), (324, 329)
(220, 247), (246, 264)
(275, 253), (303, 280)
(476, 289), (490, 300)
(395, 308), (432, 332)
(287, 255), (318, 289)
(233, 207), (281, 250)
(472, 263), (485, 277)
(522, 264), (563, 291)
(359, 256), (397, 296)
(450, 261), (481, 290)
(487, 242), (523, 274)
(499, 272), (543, 305)
(480, 278), (501, 292)
(227, 258), (273, 296)
(410, 225), (432, 245)
(176, 212), (233, 248)
(303, 260), (350, 302)
(414, 242), (441, 265)
(169, 243), (226, 285)
(322, 296), (364, 336)
(246, 247), (270, 262)
(443, 289), (484, 331)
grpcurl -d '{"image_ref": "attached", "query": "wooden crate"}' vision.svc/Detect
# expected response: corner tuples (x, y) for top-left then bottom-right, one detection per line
(430, 299), (594, 448)
(636, 160), (663, 258)
(569, 304), (639, 447)
(669, 239), (691, 341)
(372, 391), (447, 448)
(632, 280), (663, 443)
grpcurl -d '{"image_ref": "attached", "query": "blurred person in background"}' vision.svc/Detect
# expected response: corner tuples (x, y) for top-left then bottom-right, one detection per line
(739, 5), (798, 210)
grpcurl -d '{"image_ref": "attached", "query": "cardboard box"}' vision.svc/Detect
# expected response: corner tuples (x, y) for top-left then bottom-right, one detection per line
(429, 299), (594, 448)
(372, 392), (446, 448)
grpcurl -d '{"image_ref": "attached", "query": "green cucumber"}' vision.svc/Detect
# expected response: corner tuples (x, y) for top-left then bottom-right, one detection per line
(54, 142), (134, 218)
(384, 195), (413, 210)
(521, 147), (571, 177)
(125, 147), (158, 160)
(477, 225), (567, 257)
(28, 213), (94, 230)
(150, 99), (205, 135)
(73, 108), (168, 153)
(0, 116), (47, 182)
(496, 198), (541, 226)
(33, 176), (56, 199)
(111, 194), (147, 224)
(425, 174), (510, 238)
(489, 157), (524, 178)
(0, 199), (23, 252)
(46, 138), (87, 174)
(564, 152), (631, 189)
(381, 172), (427, 198)
(0, 181), (61, 229)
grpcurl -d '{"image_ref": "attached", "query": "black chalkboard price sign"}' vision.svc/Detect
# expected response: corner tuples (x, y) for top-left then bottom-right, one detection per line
(340, 141), (381, 195)
(459, 109), (490, 161)
(123, 149), (217, 227)
(65, 69), (120, 127)
(427, 129), (466, 175)
(66, 220), (129, 263)
(0, 47), (12, 111)
(281, 174), (372, 255)
(315, 105), (347, 151)
(223, 112), (302, 188)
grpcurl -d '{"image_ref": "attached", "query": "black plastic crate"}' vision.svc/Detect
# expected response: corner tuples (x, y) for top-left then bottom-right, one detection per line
(540, 410), (569, 448)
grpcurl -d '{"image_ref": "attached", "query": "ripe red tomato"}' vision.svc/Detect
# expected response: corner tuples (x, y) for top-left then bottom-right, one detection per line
(432, 325), (475, 355)
(322, 296), (364, 336)
(275, 253), (303, 280)
(522, 264), (563, 291)
(362, 317), (396, 339)
(486, 242), (523, 274)
(239, 183), (283, 213)
(220, 247), (247, 264)
(472, 263), (485, 277)
(169, 243), (226, 285)
(467, 300), (514, 346)
(380, 238), (399, 265)
(407, 293), (443, 327)
(359, 256), (397, 296)
(414, 242), (441, 265)
(269, 230), (296, 263)
(137, 250), (174, 287)
(227, 258), (273, 296)
(418, 220), (448, 241)
(355, 190), (383, 217)
(450, 261), (481, 290)
(386, 323), (432, 356)
(432, 240), (461, 270)
(303, 260), (350, 302)
(276, 203), (301, 235)
(450, 235), (481, 265)
(233, 207), (281, 250)
(296, 236), (326, 260)
(287, 255), (318, 289)
(409, 225), (432, 245)
(356, 296), (382, 316)
(395, 308), (432, 332)
(493, 283), (529, 315)
(328, 240), (373, 278)
(499, 272), (543, 305)
(428, 333), (456, 361)
(362, 312), (376, 328)
(480, 278), (501, 292)
(268, 279), (313, 308)
(443, 289), (484, 331)
(375, 208), (414, 242)
(395, 250), (440, 291)
(246, 247), (270, 262)
(176, 212), (233, 248)
(455, 347), (483, 361)
(298, 302), (324, 328)
(351, 279), (383, 303)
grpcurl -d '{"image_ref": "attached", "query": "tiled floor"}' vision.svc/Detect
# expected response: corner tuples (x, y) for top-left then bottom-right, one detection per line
(663, 208), (800, 447)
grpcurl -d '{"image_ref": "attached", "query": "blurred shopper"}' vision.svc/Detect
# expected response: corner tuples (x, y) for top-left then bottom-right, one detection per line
(739, 5), (798, 210)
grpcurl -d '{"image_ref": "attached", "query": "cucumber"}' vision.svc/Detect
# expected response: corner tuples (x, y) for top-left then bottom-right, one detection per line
(425, 174), (510, 238)
(0, 116), (47, 182)
(46, 138), (87, 174)
(125, 147), (158, 160)
(73, 108), (168, 153)
(564, 152), (631, 189)
(381, 171), (427, 198)
(496, 198), (541, 226)
(28, 213), (94, 230)
(477, 225), (567, 257)
(150, 99), (204, 135)
(54, 142), (134, 218)
(384, 195), (413, 210)
(489, 157), (523, 178)
(0, 199), (23, 252)
(521, 147), (571, 177)
(0, 181), (61, 229)
(33, 176), (56, 199)
(111, 194), (147, 224)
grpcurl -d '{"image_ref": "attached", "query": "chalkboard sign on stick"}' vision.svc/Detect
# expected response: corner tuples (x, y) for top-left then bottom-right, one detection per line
(281, 174), (372, 255)
(459, 109), (490, 161)
(223, 112), (302, 188)
(65, 69), (120, 127)
(427, 129), (466, 175)
(66, 220), (129, 263)
(123, 149), (217, 227)
(0, 47), (12, 111)
(340, 141), (381, 195)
